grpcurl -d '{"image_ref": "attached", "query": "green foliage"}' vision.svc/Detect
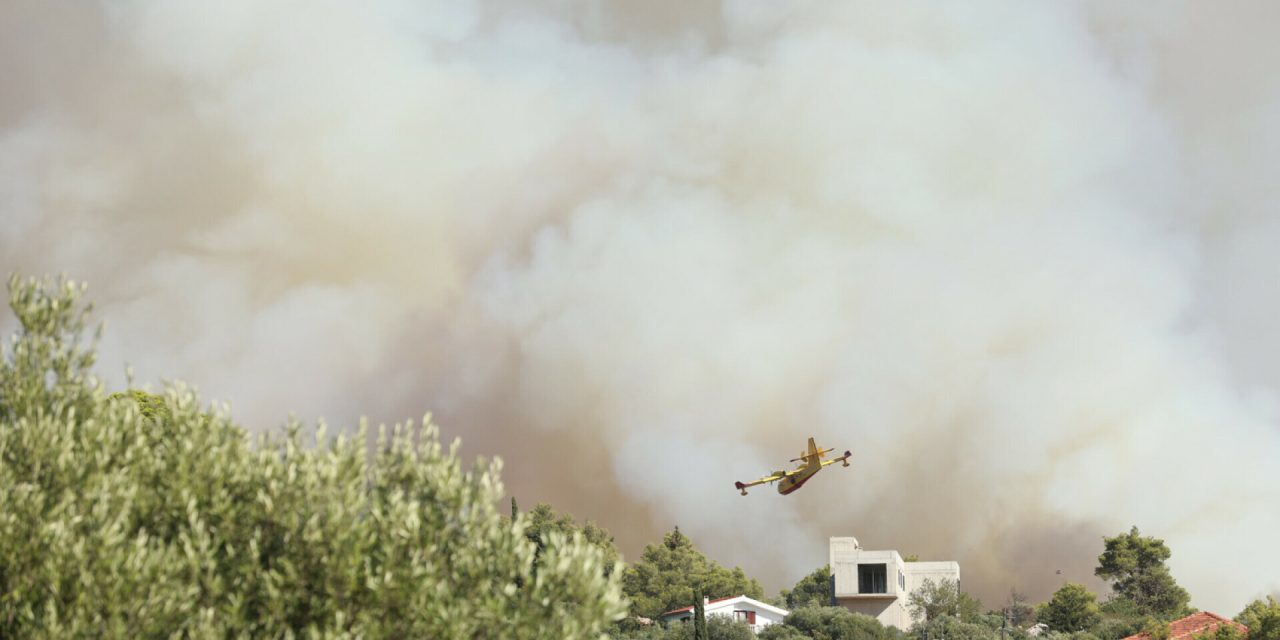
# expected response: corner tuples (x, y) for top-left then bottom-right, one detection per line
(1091, 617), (1142, 638)
(777, 606), (902, 640)
(610, 626), (671, 640)
(757, 624), (810, 640)
(0, 274), (625, 638)
(1040, 584), (1103, 633)
(610, 616), (753, 640)
(959, 589), (984, 621)
(706, 616), (757, 640)
(911, 614), (1005, 640)
(108, 389), (173, 422)
(524, 502), (621, 575)
(1090, 597), (1151, 640)
(1193, 625), (1245, 640)
(1096, 527), (1170, 583)
(907, 578), (982, 624)
(781, 566), (834, 609)
(1095, 527), (1190, 620)
(1140, 619), (1171, 640)
(1040, 631), (1102, 640)
(1119, 567), (1191, 621)
(1237, 597), (1280, 640)
(694, 586), (708, 640)
(1098, 598), (1146, 620)
(669, 616), (756, 640)
(622, 527), (764, 620)
(0, 275), (99, 425)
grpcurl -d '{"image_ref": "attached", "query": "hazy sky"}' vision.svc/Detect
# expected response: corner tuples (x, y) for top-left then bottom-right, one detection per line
(3, 1), (1280, 612)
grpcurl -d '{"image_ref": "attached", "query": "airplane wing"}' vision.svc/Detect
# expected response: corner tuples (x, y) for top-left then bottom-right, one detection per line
(820, 450), (853, 468)
(734, 471), (787, 495)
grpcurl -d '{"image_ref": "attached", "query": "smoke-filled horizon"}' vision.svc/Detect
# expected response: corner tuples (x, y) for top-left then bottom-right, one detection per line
(4, 0), (1280, 612)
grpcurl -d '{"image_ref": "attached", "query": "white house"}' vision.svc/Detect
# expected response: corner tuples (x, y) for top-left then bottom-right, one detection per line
(829, 536), (960, 631)
(660, 595), (789, 634)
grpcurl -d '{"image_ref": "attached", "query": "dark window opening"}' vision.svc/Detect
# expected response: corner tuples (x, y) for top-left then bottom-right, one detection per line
(734, 611), (757, 625)
(858, 563), (887, 594)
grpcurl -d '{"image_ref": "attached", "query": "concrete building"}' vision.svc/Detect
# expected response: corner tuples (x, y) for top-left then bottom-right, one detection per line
(829, 536), (960, 631)
(660, 595), (789, 634)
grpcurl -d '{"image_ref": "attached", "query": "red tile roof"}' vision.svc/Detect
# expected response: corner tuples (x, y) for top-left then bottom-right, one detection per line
(660, 596), (739, 617)
(1122, 611), (1248, 640)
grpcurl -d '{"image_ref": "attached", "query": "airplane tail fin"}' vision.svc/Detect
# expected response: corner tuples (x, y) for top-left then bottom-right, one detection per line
(790, 437), (835, 464)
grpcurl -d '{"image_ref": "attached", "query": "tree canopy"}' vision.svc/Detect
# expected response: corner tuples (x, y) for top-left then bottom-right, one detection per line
(1237, 596), (1280, 640)
(1194, 624), (1246, 640)
(909, 614), (1006, 640)
(759, 606), (899, 640)
(621, 527), (765, 620)
(0, 274), (624, 638)
(1040, 583), (1102, 633)
(612, 615), (755, 640)
(906, 578), (982, 624)
(519, 501), (621, 575)
(1095, 527), (1190, 620)
(1091, 598), (1150, 640)
(781, 566), (834, 610)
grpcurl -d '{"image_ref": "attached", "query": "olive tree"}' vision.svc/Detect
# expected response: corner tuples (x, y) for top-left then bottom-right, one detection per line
(0, 274), (625, 638)
(907, 578), (982, 624)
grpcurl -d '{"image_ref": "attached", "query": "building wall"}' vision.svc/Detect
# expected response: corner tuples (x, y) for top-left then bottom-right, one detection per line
(662, 598), (787, 634)
(837, 596), (913, 630)
(705, 601), (785, 632)
(829, 537), (960, 632)
(904, 561), (962, 597)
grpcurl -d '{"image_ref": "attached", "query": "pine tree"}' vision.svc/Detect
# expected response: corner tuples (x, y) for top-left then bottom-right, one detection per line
(522, 502), (620, 576)
(1096, 527), (1190, 620)
(622, 526), (764, 619)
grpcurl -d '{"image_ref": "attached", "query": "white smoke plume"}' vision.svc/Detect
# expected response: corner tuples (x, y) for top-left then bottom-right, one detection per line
(3, 0), (1280, 611)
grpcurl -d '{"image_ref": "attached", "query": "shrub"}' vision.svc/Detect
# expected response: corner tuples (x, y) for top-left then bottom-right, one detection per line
(783, 605), (901, 640)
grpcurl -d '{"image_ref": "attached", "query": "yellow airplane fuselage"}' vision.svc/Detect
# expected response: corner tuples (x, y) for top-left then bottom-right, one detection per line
(777, 462), (822, 495)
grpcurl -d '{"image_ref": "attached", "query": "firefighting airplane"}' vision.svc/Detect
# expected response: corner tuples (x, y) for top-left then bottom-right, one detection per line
(734, 438), (852, 496)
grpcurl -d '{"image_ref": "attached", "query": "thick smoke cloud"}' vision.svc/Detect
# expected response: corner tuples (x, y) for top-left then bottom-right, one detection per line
(3, 0), (1280, 611)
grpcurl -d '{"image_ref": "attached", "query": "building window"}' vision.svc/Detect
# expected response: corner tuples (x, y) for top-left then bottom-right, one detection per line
(899, 570), (905, 590)
(858, 563), (887, 594)
(734, 610), (757, 625)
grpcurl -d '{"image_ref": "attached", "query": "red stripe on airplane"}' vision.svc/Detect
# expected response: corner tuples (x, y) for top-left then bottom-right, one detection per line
(779, 473), (814, 495)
